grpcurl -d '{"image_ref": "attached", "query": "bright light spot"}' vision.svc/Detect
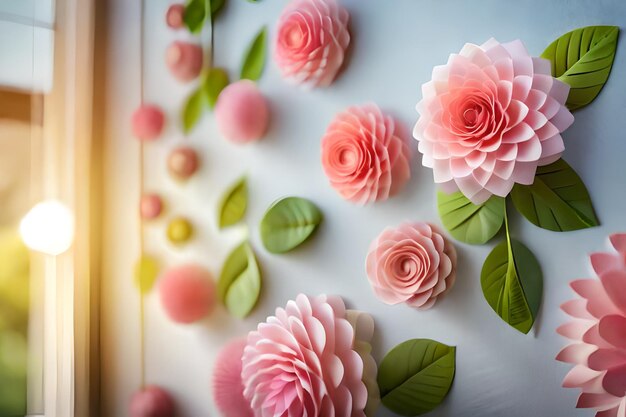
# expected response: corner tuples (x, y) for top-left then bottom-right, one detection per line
(19, 200), (75, 256)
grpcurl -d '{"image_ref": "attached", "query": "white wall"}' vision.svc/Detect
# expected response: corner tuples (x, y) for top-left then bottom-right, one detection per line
(101, 1), (626, 416)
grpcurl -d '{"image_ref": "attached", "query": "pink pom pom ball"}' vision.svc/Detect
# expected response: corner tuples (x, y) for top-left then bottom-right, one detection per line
(167, 147), (199, 180)
(212, 338), (254, 417)
(166, 41), (203, 82)
(165, 4), (185, 29)
(129, 385), (175, 417)
(159, 265), (215, 324)
(140, 194), (163, 220)
(215, 80), (269, 144)
(132, 105), (165, 141)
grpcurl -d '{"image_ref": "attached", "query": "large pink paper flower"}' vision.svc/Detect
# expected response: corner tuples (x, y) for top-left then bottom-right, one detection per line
(366, 222), (457, 310)
(274, 0), (350, 89)
(414, 38), (574, 204)
(321, 104), (412, 204)
(241, 294), (368, 417)
(557, 233), (626, 417)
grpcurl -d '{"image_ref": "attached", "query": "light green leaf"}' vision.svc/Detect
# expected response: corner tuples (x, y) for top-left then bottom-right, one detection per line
(218, 242), (261, 318)
(438, 191), (505, 245)
(183, 0), (206, 34)
(182, 88), (206, 134)
(134, 255), (160, 294)
(481, 236), (543, 334)
(240, 26), (267, 81)
(377, 339), (456, 416)
(510, 159), (599, 232)
(203, 67), (230, 109)
(218, 177), (247, 229)
(260, 197), (323, 254)
(541, 26), (619, 110)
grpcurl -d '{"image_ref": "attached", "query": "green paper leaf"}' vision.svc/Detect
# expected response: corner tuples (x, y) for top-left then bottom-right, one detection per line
(481, 236), (543, 334)
(260, 197), (323, 254)
(240, 26), (267, 81)
(541, 26), (619, 110)
(134, 255), (160, 294)
(203, 67), (230, 109)
(377, 339), (456, 416)
(182, 88), (205, 134)
(210, 0), (226, 20)
(438, 191), (505, 245)
(218, 242), (261, 318)
(183, 0), (206, 34)
(510, 159), (599, 232)
(218, 177), (247, 229)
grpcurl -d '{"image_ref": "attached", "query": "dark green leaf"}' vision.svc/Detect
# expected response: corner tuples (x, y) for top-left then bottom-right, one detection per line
(210, 0), (226, 20)
(218, 242), (261, 318)
(183, 0), (206, 34)
(438, 191), (504, 245)
(510, 159), (599, 232)
(378, 339), (456, 416)
(218, 177), (247, 229)
(541, 26), (619, 110)
(182, 88), (206, 134)
(202, 67), (230, 108)
(481, 237), (543, 334)
(240, 26), (267, 81)
(260, 197), (323, 254)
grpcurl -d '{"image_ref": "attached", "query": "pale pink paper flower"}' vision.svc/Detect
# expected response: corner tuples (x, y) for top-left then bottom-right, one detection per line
(321, 104), (412, 204)
(274, 0), (350, 89)
(557, 233), (626, 417)
(414, 38), (574, 204)
(366, 222), (457, 310)
(241, 294), (368, 417)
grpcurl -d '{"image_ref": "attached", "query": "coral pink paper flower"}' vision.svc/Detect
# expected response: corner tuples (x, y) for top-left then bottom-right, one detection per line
(366, 223), (457, 310)
(241, 294), (368, 417)
(274, 0), (350, 88)
(557, 233), (626, 417)
(321, 104), (412, 204)
(414, 38), (574, 204)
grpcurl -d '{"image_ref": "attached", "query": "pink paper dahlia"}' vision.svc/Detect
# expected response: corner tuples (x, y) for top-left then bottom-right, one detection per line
(414, 38), (574, 204)
(557, 233), (626, 417)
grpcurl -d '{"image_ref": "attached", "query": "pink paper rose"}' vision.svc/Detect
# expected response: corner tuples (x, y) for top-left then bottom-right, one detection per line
(366, 222), (457, 310)
(414, 38), (574, 204)
(557, 233), (626, 417)
(274, 0), (350, 88)
(241, 294), (368, 417)
(321, 104), (412, 204)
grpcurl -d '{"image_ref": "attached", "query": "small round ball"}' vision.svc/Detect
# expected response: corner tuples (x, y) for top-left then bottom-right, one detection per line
(132, 105), (165, 141)
(213, 338), (254, 417)
(159, 265), (215, 323)
(140, 194), (163, 219)
(215, 80), (269, 144)
(166, 41), (203, 83)
(167, 147), (199, 180)
(165, 4), (185, 29)
(167, 217), (193, 245)
(129, 385), (175, 417)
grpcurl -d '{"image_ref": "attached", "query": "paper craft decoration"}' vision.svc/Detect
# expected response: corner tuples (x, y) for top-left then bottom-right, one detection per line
(213, 294), (377, 417)
(159, 265), (215, 324)
(274, 0), (350, 88)
(218, 177), (248, 229)
(346, 310), (380, 416)
(215, 81), (270, 144)
(260, 197), (323, 253)
(217, 242), (261, 318)
(213, 338), (254, 417)
(322, 104), (412, 204)
(165, 4), (184, 30)
(166, 217), (193, 245)
(366, 222), (457, 310)
(415, 26), (619, 334)
(129, 385), (175, 417)
(140, 193), (163, 220)
(134, 255), (160, 294)
(132, 104), (165, 141)
(241, 26), (268, 81)
(165, 41), (203, 83)
(377, 339), (456, 416)
(167, 147), (199, 180)
(557, 233), (626, 417)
